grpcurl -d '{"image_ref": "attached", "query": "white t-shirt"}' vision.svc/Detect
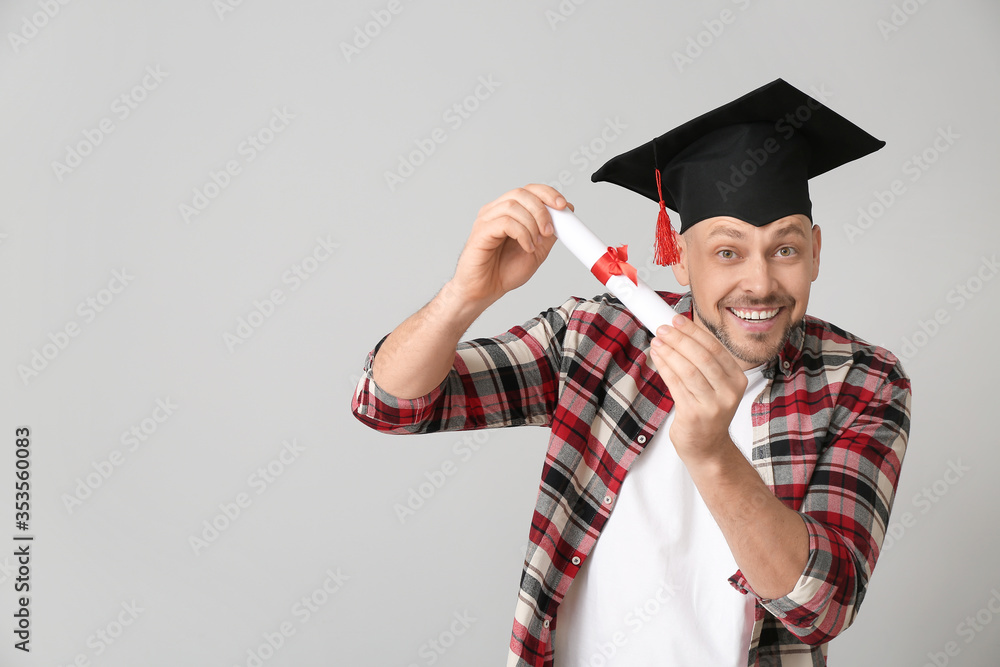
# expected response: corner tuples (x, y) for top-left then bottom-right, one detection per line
(553, 364), (769, 666)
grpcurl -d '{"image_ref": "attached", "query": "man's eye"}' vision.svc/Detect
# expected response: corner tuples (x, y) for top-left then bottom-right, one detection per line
(719, 250), (735, 259)
(777, 247), (796, 257)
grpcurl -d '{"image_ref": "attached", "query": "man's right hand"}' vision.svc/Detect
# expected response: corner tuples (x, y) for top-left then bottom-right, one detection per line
(368, 185), (572, 400)
(448, 184), (573, 307)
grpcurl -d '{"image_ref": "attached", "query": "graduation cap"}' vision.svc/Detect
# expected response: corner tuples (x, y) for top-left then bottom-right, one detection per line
(590, 78), (886, 265)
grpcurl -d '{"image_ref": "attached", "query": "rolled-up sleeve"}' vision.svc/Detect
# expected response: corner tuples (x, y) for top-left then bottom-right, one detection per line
(729, 367), (912, 645)
(350, 296), (580, 435)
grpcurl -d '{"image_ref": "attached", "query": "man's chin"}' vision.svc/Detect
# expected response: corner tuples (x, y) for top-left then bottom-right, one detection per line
(720, 334), (783, 367)
(698, 309), (792, 366)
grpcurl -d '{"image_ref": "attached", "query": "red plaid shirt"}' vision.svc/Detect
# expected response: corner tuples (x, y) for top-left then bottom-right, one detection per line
(351, 291), (911, 666)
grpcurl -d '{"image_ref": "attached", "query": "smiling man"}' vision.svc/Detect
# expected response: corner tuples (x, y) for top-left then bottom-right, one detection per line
(679, 212), (818, 367)
(351, 79), (912, 666)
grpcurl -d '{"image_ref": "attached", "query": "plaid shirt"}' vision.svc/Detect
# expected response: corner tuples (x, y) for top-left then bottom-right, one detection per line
(351, 291), (911, 666)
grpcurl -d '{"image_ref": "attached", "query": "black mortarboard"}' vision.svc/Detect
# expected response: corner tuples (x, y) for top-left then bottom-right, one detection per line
(590, 78), (886, 265)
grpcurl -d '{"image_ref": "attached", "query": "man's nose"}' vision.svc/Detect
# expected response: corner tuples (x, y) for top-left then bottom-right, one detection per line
(738, 255), (778, 295)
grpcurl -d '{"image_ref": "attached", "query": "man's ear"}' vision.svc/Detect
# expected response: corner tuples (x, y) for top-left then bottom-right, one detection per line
(670, 232), (690, 286)
(811, 223), (822, 282)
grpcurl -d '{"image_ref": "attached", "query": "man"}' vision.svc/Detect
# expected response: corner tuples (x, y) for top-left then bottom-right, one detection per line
(351, 79), (911, 666)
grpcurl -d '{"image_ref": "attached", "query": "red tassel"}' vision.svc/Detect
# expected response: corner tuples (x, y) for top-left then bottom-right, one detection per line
(653, 169), (680, 266)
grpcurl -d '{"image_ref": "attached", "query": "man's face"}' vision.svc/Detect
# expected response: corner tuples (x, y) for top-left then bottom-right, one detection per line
(670, 214), (821, 370)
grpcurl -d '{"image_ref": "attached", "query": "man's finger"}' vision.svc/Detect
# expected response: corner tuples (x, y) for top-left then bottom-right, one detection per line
(667, 316), (745, 378)
(651, 338), (714, 404)
(650, 343), (697, 405)
(522, 183), (571, 210)
(480, 187), (556, 237)
(656, 323), (733, 392)
(480, 198), (549, 247)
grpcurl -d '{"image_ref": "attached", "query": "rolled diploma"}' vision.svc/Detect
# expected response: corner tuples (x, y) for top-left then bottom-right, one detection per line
(546, 205), (680, 334)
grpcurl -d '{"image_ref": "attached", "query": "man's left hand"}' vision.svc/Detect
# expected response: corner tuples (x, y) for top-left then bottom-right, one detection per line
(649, 314), (748, 463)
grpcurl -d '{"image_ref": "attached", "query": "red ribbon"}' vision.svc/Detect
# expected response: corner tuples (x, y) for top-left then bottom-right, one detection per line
(590, 244), (638, 286)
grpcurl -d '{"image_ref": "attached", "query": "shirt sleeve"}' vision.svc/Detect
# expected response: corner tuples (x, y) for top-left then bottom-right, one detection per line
(729, 362), (912, 645)
(350, 295), (580, 435)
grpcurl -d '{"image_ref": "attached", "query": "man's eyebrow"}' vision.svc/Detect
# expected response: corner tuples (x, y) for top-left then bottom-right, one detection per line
(770, 223), (808, 240)
(705, 225), (747, 240)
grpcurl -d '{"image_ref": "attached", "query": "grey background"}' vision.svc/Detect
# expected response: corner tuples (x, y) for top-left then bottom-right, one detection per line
(1, 0), (998, 665)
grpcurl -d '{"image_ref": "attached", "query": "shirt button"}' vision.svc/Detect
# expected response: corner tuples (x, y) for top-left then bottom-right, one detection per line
(543, 619), (550, 628)
(572, 556), (581, 565)
(782, 360), (790, 371)
(637, 435), (647, 444)
(603, 495), (613, 505)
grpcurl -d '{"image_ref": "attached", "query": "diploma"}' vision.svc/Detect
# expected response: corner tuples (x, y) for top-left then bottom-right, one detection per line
(546, 205), (680, 334)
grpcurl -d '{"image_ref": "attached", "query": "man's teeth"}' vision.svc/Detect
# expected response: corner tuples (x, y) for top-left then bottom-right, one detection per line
(730, 308), (779, 321)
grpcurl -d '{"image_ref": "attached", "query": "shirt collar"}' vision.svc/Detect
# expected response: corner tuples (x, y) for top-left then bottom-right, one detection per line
(672, 291), (805, 379)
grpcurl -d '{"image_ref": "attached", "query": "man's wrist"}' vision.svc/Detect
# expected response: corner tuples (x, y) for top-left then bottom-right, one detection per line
(438, 280), (494, 329)
(673, 431), (736, 471)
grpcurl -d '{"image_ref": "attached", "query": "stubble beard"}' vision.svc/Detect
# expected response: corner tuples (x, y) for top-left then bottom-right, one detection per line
(690, 291), (798, 367)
